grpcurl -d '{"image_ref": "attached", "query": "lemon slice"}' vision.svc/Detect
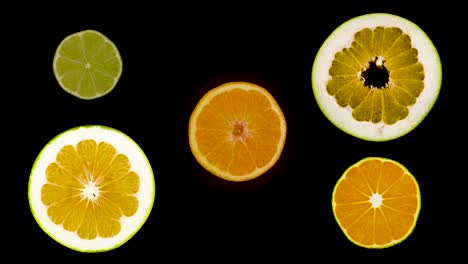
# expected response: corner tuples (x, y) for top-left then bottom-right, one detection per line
(53, 30), (123, 99)
(28, 125), (155, 252)
(312, 13), (442, 141)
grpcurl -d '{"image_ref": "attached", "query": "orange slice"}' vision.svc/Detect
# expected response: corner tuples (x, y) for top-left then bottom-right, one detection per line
(188, 81), (287, 182)
(332, 157), (421, 249)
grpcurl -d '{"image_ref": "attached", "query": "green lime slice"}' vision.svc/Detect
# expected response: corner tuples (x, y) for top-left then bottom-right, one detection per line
(53, 30), (123, 100)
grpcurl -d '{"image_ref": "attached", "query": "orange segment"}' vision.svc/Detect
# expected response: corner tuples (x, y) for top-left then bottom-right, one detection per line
(357, 158), (382, 193)
(334, 177), (370, 204)
(380, 205), (416, 241)
(334, 202), (371, 228)
(374, 208), (393, 245)
(345, 207), (374, 246)
(332, 157), (421, 249)
(205, 141), (233, 172)
(383, 196), (419, 215)
(195, 128), (230, 156)
(189, 81), (287, 182)
(378, 160), (405, 194)
(229, 141), (256, 176)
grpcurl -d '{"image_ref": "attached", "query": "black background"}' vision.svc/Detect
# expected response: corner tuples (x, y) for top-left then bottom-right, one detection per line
(5, 1), (463, 261)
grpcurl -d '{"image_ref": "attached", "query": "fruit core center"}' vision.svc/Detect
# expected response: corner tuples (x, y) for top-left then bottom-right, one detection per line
(231, 120), (251, 142)
(361, 57), (389, 89)
(370, 193), (383, 208)
(85, 62), (91, 69)
(82, 181), (100, 201)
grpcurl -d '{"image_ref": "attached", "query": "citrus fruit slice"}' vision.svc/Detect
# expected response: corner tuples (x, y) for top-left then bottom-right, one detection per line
(189, 81), (287, 182)
(332, 157), (421, 249)
(28, 125), (155, 252)
(312, 13), (442, 141)
(52, 30), (123, 100)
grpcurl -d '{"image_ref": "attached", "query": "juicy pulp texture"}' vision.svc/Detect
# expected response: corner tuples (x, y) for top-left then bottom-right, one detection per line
(41, 139), (139, 240)
(333, 158), (420, 248)
(195, 88), (282, 177)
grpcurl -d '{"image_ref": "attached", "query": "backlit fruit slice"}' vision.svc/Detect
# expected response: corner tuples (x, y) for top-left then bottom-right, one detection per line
(312, 13), (442, 141)
(332, 157), (421, 249)
(53, 30), (123, 100)
(28, 125), (155, 252)
(189, 81), (287, 182)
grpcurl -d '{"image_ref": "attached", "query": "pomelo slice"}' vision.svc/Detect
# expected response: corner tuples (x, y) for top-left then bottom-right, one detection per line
(28, 125), (155, 252)
(312, 13), (442, 141)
